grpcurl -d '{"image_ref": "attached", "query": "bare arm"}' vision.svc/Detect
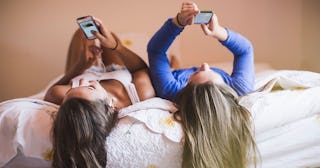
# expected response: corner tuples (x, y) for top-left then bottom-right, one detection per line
(92, 18), (148, 73)
(44, 35), (101, 104)
(106, 32), (148, 72)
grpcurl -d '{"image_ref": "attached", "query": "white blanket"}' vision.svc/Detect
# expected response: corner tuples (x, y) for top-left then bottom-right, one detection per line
(0, 99), (58, 166)
(0, 97), (183, 168)
(240, 70), (320, 133)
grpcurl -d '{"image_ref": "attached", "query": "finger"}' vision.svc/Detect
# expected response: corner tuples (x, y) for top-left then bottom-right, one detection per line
(184, 11), (197, 24)
(181, 8), (199, 17)
(92, 30), (106, 42)
(180, 9), (198, 24)
(79, 78), (90, 87)
(185, 10), (198, 18)
(208, 16), (214, 29)
(192, 3), (199, 12)
(181, 5), (195, 10)
(182, 2), (199, 10)
(92, 17), (108, 37)
(88, 80), (100, 88)
(201, 24), (209, 35)
(92, 16), (103, 26)
(181, 5), (197, 11)
(182, 1), (195, 7)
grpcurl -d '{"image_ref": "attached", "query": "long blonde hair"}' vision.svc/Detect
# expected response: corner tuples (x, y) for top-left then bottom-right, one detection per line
(175, 82), (259, 168)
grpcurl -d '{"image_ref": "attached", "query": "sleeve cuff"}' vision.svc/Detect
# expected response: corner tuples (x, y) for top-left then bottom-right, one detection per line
(220, 28), (231, 45)
(166, 18), (184, 34)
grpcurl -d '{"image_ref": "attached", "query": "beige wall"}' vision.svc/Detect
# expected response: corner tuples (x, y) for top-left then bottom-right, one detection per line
(301, 0), (320, 72)
(0, 0), (319, 102)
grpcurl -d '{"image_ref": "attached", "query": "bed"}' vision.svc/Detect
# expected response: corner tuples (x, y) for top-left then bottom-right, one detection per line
(1, 32), (320, 167)
(1, 68), (320, 168)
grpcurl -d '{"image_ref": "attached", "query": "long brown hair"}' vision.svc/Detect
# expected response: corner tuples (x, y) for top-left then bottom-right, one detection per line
(52, 98), (118, 168)
(175, 82), (259, 168)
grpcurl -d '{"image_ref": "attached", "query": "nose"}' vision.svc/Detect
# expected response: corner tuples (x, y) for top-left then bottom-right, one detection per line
(199, 63), (210, 71)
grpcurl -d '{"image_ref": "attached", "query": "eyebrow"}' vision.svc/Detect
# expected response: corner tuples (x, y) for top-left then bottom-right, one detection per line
(65, 88), (73, 95)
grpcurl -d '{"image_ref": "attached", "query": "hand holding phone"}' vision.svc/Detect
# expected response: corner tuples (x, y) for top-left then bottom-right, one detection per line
(194, 11), (213, 24)
(76, 16), (101, 40)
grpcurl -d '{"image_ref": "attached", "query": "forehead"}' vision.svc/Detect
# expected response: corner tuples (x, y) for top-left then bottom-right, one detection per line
(189, 70), (223, 84)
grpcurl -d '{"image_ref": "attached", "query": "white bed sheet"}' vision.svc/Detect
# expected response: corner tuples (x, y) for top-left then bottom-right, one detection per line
(253, 114), (320, 168)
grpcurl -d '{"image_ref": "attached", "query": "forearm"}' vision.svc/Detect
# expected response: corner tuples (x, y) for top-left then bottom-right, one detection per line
(44, 67), (81, 104)
(221, 29), (253, 56)
(147, 18), (182, 77)
(221, 29), (254, 91)
(113, 43), (148, 72)
(147, 18), (183, 55)
(213, 26), (228, 42)
(147, 18), (183, 100)
(55, 65), (83, 85)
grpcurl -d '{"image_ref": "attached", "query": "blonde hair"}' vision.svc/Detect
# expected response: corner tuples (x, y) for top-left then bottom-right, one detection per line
(175, 82), (259, 168)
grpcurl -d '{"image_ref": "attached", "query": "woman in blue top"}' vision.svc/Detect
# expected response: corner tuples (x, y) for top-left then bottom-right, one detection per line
(147, 2), (259, 168)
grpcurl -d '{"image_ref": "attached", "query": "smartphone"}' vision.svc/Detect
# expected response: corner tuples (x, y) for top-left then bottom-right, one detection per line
(76, 16), (100, 40)
(194, 11), (213, 24)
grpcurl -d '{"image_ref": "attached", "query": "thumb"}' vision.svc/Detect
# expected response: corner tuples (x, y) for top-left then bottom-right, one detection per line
(93, 17), (108, 36)
(92, 30), (105, 42)
(201, 24), (210, 35)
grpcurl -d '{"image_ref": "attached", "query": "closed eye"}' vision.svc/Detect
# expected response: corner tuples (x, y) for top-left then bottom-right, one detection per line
(87, 86), (95, 90)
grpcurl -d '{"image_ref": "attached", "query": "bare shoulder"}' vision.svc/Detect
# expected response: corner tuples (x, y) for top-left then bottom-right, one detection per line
(44, 84), (71, 105)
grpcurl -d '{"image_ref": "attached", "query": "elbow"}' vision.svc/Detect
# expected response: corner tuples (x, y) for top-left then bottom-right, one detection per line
(242, 40), (254, 59)
(147, 36), (163, 54)
(147, 40), (155, 54)
(44, 86), (62, 105)
(246, 40), (254, 55)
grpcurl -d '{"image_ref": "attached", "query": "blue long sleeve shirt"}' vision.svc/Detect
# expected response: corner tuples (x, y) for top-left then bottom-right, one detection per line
(147, 18), (254, 101)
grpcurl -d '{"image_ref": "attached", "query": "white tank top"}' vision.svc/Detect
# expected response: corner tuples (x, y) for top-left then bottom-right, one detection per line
(71, 65), (140, 104)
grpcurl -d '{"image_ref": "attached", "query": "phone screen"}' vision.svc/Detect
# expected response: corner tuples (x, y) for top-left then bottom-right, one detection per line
(194, 11), (213, 24)
(76, 16), (100, 40)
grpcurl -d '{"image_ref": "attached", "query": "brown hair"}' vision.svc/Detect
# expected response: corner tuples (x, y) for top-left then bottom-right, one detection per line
(52, 98), (118, 168)
(175, 82), (259, 168)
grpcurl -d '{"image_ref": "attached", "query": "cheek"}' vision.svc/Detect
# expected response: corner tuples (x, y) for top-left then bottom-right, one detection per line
(96, 87), (108, 98)
(211, 74), (224, 84)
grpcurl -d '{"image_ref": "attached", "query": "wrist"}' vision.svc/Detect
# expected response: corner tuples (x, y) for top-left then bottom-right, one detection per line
(103, 33), (122, 51)
(213, 26), (228, 41)
(110, 40), (118, 50)
(173, 13), (185, 28)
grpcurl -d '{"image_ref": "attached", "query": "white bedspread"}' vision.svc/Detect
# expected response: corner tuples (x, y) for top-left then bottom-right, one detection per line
(0, 97), (183, 168)
(240, 70), (320, 133)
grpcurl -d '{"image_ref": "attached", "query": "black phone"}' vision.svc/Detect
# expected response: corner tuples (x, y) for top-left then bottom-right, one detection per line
(194, 11), (213, 24)
(76, 16), (100, 40)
